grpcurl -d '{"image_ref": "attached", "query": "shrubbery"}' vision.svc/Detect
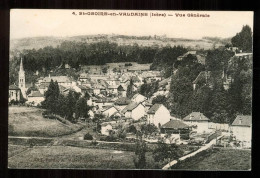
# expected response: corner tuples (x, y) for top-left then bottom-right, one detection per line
(84, 133), (93, 140)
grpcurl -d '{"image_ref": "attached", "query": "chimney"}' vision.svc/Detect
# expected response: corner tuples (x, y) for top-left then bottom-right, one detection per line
(49, 74), (50, 78)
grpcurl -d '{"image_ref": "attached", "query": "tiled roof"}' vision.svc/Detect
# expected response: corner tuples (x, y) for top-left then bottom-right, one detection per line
(161, 119), (189, 129)
(231, 115), (251, 127)
(9, 84), (20, 90)
(147, 104), (163, 114)
(28, 91), (44, 97)
(42, 76), (73, 83)
(121, 102), (142, 113)
(114, 97), (131, 105)
(183, 112), (209, 121)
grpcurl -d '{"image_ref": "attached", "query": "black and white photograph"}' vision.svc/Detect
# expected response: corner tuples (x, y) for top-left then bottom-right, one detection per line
(8, 9), (253, 170)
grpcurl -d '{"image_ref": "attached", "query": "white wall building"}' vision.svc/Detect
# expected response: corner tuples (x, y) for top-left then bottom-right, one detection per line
(183, 112), (210, 133)
(230, 115), (252, 148)
(27, 91), (45, 106)
(121, 102), (146, 120)
(147, 104), (171, 127)
(131, 93), (147, 104)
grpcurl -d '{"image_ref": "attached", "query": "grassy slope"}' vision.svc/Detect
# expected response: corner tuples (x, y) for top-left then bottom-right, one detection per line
(172, 148), (251, 171)
(9, 106), (83, 137)
(8, 145), (157, 169)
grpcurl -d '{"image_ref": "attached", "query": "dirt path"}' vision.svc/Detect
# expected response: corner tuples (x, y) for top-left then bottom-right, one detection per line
(162, 135), (223, 170)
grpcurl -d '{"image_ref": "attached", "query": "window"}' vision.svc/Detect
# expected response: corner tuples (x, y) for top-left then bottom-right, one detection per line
(11, 91), (13, 96)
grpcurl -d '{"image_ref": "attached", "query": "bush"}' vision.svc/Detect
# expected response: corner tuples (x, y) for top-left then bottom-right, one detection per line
(101, 135), (118, 142)
(84, 133), (93, 140)
(127, 125), (137, 134)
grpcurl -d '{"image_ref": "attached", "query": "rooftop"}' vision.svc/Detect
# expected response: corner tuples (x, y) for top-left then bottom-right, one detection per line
(9, 84), (20, 90)
(231, 115), (252, 127)
(183, 112), (210, 121)
(121, 102), (142, 113)
(147, 104), (163, 114)
(161, 119), (189, 129)
(42, 76), (73, 83)
(114, 97), (131, 105)
(28, 91), (44, 97)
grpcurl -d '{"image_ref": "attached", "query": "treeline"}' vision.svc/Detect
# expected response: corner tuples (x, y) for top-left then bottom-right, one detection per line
(166, 48), (251, 123)
(9, 41), (187, 84)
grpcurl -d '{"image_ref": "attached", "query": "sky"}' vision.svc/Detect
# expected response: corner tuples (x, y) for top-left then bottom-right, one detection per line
(10, 10), (254, 40)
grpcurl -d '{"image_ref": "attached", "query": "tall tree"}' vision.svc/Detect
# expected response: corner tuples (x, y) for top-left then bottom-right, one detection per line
(231, 25), (253, 52)
(75, 97), (90, 119)
(133, 135), (147, 169)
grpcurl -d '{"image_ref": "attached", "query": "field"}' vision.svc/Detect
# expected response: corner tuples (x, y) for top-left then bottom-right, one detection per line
(9, 106), (83, 137)
(8, 145), (158, 169)
(171, 148), (251, 171)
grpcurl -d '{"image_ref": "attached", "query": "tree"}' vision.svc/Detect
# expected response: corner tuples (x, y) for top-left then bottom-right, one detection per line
(64, 91), (77, 121)
(42, 80), (60, 114)
(133, 135), (147, 169)
(126, 79), (134, 98)
(93, 113), (105, 132)
(140, 124), (158, 136)
(153, 140), (183, 164)
(75, 97), (90, 120)
(152, 95), (168, 107)
(231, 25), (253, 52)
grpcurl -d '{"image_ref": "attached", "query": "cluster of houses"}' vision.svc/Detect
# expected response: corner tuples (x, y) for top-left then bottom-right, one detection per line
(9, 49), (252, 148)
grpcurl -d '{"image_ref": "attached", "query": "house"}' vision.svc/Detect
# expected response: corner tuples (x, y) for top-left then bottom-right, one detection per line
(230, 115), (252, 147)
(79, 73), (89, 82)
(147, 104), (171, 127)
(93, 84), (106, 95)
(160, 119), (191, 134)
(106, 78), (120, 86)
(183, 112), (210, 133)
(9, 84), (21, 102)
(37, 83), (49, 95)
(131, 93), (147, 104)
(114, 97), (131, 111)
(101, 105), (119, 118)
(121, 102), (146, 120)
(107, 85), (118, 95)
(117, 85), (127, 97)
(127, 63), (151, 72)
(81, 65), (104, 75)
(27, 91), (45, 106)
(101, 123), (113, 136)
(41, 75), (75, 88)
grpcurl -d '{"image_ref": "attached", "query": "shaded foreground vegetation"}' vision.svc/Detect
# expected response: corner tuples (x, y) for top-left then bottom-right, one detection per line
(171, 148), (251, 170)
(8, 145), (158, 169)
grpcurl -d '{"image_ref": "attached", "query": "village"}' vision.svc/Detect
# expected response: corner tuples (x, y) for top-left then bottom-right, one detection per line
(8, 47), (252, 152)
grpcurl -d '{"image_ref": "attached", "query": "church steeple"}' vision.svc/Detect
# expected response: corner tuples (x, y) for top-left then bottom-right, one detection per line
(19, 57), (25, 89)
(19, 57), (24, 72)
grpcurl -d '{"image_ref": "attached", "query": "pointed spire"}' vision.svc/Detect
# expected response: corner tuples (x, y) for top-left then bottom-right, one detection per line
(19, 57), (24, 72)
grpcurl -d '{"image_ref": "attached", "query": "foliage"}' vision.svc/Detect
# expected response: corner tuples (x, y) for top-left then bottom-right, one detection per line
(140, 124), (158, 135)
(231, 25), (252, 52)
(152, 95), (168, 107)
(153, 141), (183, 164)
(84, 133), (93, 140)
(139, 81), (159, 98)
(126, 79), (134, 98)
(75, 97), (90, 119)
(133, 135), (147, 169)
(127, 125), (137, 134)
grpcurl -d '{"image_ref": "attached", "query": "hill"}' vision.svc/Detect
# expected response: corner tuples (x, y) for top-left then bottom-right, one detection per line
(8, 106), (83, 137)
(10, 34), (228, 54)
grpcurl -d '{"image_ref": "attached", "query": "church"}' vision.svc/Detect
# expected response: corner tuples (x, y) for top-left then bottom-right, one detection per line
(8, 58), (27, 102)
